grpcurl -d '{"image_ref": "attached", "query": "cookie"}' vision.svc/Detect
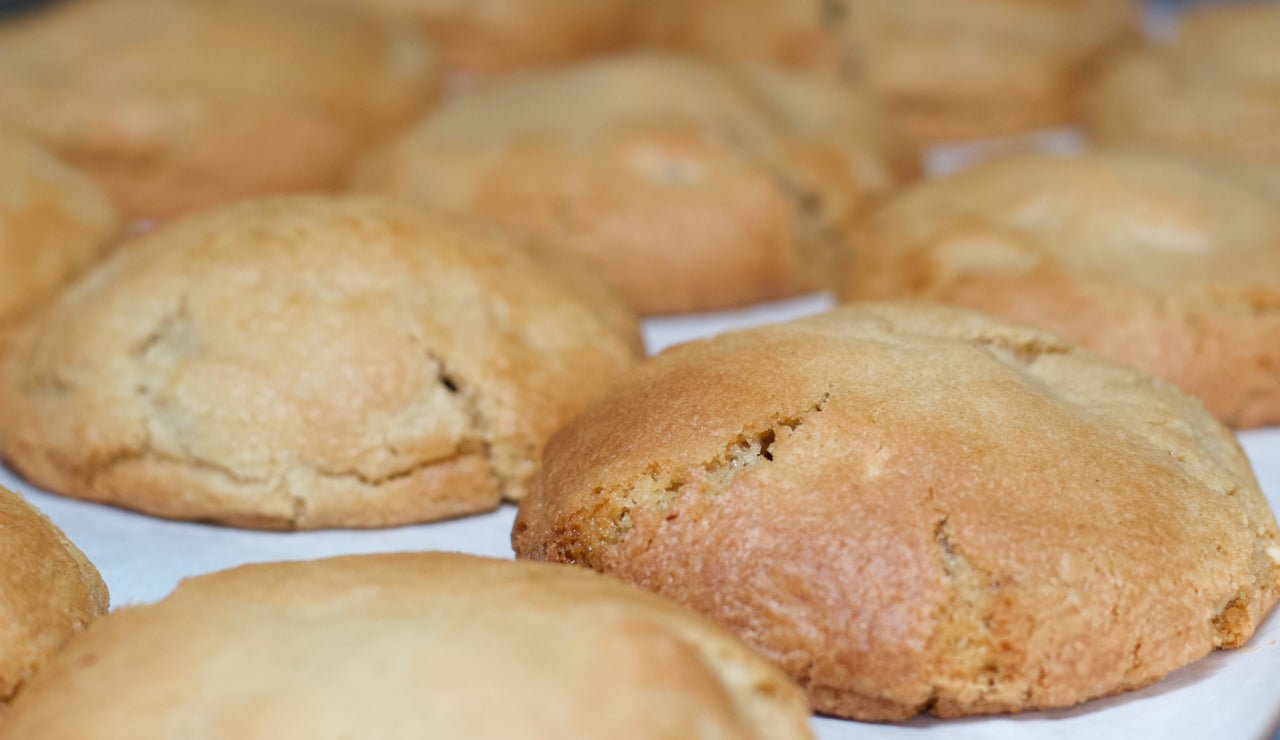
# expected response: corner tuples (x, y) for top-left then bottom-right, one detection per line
(0, 553), (812, 739)
(838, 151), (1280, 428)
(0, 0), (437, 220)
(0, 134), (118, 325)
(354, 53), (918, 315)
(1085, 4), (1280, 180)
(514, 303), (1280, 720)
(0, 196), (641, 529)
(284, 0), (636, 77)
(0, 485), (109, 705)
(641, 0), (1137, 142)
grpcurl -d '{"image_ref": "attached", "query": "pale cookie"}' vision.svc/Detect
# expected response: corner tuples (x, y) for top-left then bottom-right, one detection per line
(0, 485), (108, 706)
(0, 134), (118, 325)
(0, 0), (437, 220)
(640, 0), (1137, 142)
(0, 196), (641, 529)
(282, 0), (636, 77)
(1085, 4), (1280, 183)
(354, 52), (918, 315)
(839, 151), (1280, 428)
(0, 553), (812, 739)
(514, 303), (1280, 721)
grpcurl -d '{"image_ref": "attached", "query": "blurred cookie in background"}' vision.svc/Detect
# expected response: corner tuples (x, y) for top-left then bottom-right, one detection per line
(354, 53), (918, 315)
(639, 0), (1137, 143)
(1085, 3), (1280, 189)
(839, 151), (1280, 428)
(0, 196), (641, 529)
(0, 133), (118, 326)
(0, 484), (109, 707)
(0, 553), (813, 739)
(515, 303), (1280, 720)
(0, 0), (437, 220)
(283, 0), (637, 80)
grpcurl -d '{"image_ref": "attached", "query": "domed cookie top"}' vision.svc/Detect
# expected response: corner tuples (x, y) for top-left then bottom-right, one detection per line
(641, 0), (1137, 142)
(0, 0), (437, 220)
(282, 0), (636, 77)
(0, 134), (118, 325)
(1085, 4), (1280, 182)
(0, 485), (108, 705)
(0, 196), (641, 529)
(354, 52), (918, 315)
(0, 553), (812, 739)
(514, 303), (1280, 720)
(839, 151), (1280, 428)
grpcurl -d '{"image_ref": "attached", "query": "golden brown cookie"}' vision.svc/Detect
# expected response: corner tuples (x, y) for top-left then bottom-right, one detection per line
(514, 303), (1280, 721)
(0, 485), (109, 706)
(0, 553), (812, 739)
(838, 151), (1280, 428)
(1084, 4), (1280, 180)
(0, 134), (118, 326)
(354, 52), (918, 315)
(282, 0), (636, 77)
(0, 196), (641, 529)
(0, 0), (437, 220)
(641, 0), (1137, 142)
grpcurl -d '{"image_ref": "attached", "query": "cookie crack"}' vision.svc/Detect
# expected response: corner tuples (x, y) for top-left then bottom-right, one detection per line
(304, 451), (477, 488)
(129, 296), (192, 358)
(585, 392), (831, 561)
(424, 350), (503, 496)
(967, 331), (1072, 368)
(1211, 590), (1255, 648)
(923, 514), (1005, 715)
(85, 441), (267, 490)
(100, 338), (496, 525)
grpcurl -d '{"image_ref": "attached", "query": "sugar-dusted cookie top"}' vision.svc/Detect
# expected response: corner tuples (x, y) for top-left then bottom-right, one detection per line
(515, 303), (1280, 720)
(0, 196), (641, 529)
(840, 151), (1280, 427)
(0, 553), (812, 739)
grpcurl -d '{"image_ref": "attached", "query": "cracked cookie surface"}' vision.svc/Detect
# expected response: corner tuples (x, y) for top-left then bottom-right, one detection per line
(839, 151), (1280, 428)
(0, 553), (812, 739)
(0, 196), (641, 529)
(514, 303), (1280, 720)
(0, 485), (108, 706)
(353, 52), (918, 315)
